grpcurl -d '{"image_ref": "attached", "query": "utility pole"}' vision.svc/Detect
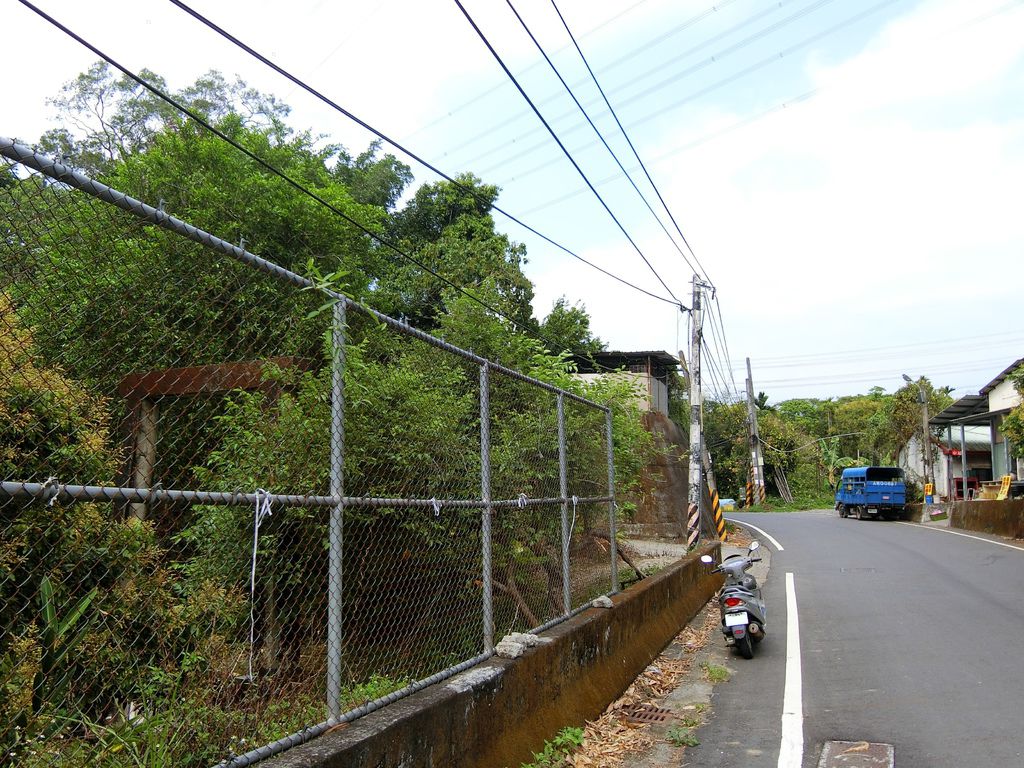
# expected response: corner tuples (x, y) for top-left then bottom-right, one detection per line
(682, 340), (724, 542)
(745, 357), (767, 505)
(686, 276), (704, 549)
(902, 374), (932, 491)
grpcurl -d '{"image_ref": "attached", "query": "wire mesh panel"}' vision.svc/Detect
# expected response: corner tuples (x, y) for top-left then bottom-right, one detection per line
(564, 397), (616, 609)
(487, 371), (566, 630)
(0, 154), (335, 766)
(0, 142), (617, 767)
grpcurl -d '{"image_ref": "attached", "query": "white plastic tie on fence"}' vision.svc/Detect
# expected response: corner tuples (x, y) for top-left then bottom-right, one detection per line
(570, 495), (579, 533)
(246, 489), (273, 682)
(517, 493), (528, 509)
(42, 476), (61, 507)
(430, 497), (441, 517)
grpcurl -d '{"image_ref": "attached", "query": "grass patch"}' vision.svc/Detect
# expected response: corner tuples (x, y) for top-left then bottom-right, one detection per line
(701, 662), (730, 683)
(742, 493), (835, 512)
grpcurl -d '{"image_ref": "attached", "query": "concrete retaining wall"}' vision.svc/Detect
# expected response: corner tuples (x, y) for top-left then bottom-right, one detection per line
(948, 499), (1024, 538)
(269, 542), (721, 768)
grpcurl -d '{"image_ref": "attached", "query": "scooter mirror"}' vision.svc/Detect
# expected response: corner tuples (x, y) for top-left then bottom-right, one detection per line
(700, 554), (714, 564)
(748, 540), (760, 552)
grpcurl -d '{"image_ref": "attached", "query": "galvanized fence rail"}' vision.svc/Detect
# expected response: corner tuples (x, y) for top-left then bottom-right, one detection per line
(0, 138), (620, 767)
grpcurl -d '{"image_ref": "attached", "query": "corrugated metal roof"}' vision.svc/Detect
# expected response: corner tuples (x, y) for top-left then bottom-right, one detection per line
(980, 358), (1024, 394)
(930, 394), (988, 426)
(930, 358), (1022, 426)
(573, 350), (680, 377)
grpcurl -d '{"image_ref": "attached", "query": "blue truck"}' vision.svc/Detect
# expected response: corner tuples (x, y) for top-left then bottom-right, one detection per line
(835, 466), (907, 520)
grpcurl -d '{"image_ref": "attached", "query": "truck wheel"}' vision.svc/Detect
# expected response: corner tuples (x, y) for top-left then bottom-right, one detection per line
(855, 506), (864, 520)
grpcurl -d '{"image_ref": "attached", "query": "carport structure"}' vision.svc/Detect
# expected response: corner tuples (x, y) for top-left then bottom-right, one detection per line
(930, 358), (1023, 498)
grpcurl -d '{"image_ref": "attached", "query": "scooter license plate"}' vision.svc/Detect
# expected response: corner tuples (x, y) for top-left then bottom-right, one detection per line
(724, 611), (748, 627)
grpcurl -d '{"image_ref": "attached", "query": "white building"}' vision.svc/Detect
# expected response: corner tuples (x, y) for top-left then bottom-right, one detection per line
(573, 351), (679, 416)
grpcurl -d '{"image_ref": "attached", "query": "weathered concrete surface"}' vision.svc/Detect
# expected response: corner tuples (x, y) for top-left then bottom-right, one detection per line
(631, 411), (688, 538)
(268, 542), (721, 768)
(948, 498), (1024, 538)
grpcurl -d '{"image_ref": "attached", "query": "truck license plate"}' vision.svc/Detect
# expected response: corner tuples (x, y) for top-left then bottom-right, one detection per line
(724, 611), (748, 627)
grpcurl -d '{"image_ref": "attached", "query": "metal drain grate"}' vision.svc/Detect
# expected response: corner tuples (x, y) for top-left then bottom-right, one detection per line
(620, 704), (672, 724)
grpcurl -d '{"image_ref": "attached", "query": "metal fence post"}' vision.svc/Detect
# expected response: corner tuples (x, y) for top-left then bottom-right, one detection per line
(606, 409), (618, 593)
(480, 363), (494, 652)
(558, 394), (571, 615)
(327, 298), (346, 717)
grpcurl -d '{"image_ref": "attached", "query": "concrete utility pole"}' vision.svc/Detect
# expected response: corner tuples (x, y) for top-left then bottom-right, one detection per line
(686, 276), (704, 549)
(745, 357), (767, 504)
(903, 374), (932, 489)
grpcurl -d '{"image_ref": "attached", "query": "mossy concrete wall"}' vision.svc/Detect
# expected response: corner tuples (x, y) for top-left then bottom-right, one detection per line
(269, 542), (721, 768)
(948, 499), (1024, 538)
(632, 411), (689, 538)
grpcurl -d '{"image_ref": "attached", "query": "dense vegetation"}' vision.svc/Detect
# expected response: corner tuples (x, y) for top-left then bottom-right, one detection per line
(699, 382), (954, 507)
(0, 63), (649, 766)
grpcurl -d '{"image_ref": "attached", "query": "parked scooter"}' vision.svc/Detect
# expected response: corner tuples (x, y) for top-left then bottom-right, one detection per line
(700, 541), (767, 659)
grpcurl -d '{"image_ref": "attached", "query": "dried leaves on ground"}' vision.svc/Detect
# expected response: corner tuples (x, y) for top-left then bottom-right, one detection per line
(566, 606), (720, 767)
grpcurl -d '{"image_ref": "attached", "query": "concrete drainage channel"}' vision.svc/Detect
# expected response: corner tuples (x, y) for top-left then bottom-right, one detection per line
(621, 603), (729, 768)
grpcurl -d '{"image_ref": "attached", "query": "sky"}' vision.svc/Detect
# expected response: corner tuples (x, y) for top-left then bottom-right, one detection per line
(4, 0), (1023, 404)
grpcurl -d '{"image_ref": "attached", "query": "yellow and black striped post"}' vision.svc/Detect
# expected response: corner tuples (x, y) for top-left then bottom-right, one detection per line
(711, 487), (725, 540)
(686, 502), (700, 549)
(745, 480), (754, 508)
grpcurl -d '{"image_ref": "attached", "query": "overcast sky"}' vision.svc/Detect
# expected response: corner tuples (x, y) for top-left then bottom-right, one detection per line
(4, 0), (1023, 403)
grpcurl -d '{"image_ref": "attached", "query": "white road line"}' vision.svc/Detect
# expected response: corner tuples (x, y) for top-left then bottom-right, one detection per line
(778, 572), (803, 768)
(894, 522), (1024, 552)
(725, 517), (785, 551)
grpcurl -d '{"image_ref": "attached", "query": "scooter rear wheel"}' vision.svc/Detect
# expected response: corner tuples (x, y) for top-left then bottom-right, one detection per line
(736, 633), (754, 659)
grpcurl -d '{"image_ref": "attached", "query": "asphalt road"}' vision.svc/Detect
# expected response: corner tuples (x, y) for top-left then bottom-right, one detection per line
(685, 510), (1024, 768)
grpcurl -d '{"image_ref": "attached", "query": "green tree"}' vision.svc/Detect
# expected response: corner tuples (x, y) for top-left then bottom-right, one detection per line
(380, 174), (535, 329)
(538, 297), (604, 356)
(38, 63), (291, 176)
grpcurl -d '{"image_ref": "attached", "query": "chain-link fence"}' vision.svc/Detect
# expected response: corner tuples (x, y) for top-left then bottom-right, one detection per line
(0, 138), (619, 767)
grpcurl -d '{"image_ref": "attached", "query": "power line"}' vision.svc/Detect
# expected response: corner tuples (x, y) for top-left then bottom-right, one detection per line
(514, 0), (1022, 217)
(453, 0), (686, 309)
(509, 87), (817, 210)
(164, 0), (683, 310)
(16, 0), (578, 354)
(549, 0), (711, 286)
(511, 0), (1020, 207)
(750, 332), (1024, 367)
(756, 356), (1020, 388)
(401, 0), (740, 146)
(440, 0), (780, 173)
(503, 0), (704, 280)
(472, 0), (900, 183)
(710, 295), (741, 395)
(704, 307), (740, 401)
